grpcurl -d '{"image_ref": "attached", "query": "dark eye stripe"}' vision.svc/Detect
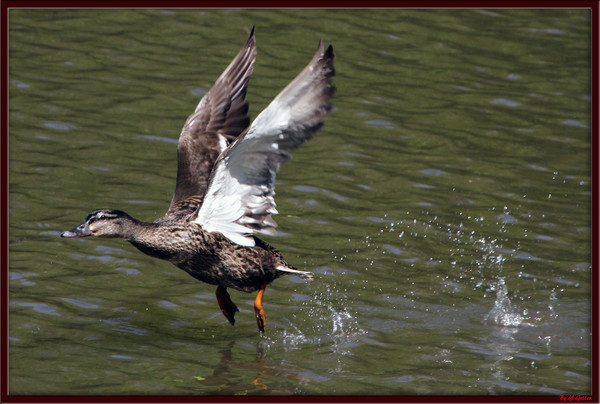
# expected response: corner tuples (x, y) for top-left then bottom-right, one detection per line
(89, 213), (116, 223)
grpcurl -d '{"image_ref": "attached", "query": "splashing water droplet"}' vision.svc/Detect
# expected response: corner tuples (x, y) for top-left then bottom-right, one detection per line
(485, 277), (526, 327)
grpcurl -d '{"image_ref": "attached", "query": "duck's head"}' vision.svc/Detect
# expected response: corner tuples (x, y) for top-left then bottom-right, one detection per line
(61, 209), (134, 239)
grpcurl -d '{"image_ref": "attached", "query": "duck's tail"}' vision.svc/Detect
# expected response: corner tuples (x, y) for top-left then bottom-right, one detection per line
(277, 265), (313, 281)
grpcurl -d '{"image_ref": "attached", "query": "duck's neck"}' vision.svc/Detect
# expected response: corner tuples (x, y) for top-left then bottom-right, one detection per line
(123, 218), (174, 261)
(119, 217), (157, 242)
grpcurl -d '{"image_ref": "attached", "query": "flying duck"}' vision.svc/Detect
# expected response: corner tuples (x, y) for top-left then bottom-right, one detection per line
(60, 27), (336, 333)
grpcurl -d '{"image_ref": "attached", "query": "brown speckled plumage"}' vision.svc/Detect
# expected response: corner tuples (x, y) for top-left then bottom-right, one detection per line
(127, 213), (290, 293)
(60, 27), (335, 333)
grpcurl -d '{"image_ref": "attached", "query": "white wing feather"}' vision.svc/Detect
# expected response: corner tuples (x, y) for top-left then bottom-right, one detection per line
(194, 41), (335, 246)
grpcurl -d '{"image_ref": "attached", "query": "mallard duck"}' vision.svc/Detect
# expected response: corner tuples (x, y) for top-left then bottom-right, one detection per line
(60, 28), (335, 333)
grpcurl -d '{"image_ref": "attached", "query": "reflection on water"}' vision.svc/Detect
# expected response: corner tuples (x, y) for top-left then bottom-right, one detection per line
(9, 8), (591, 396)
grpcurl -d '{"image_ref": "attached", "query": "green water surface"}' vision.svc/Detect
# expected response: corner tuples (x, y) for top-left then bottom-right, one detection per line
(8, 8), (592, 396)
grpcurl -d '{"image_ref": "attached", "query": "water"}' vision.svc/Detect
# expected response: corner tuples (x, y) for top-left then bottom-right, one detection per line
(8, 8), (592, 396)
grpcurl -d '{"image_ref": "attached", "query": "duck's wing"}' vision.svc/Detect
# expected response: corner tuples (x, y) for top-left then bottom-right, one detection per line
(193, 41), (335, 247)
(167, 27), (257, 213)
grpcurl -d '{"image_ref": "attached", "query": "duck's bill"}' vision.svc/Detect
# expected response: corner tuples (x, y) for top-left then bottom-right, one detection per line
(60, 222), (91, 238)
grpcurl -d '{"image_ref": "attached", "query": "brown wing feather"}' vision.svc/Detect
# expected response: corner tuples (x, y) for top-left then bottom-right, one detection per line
(167, 27), (257, 213)
(193, 41), (335, 246)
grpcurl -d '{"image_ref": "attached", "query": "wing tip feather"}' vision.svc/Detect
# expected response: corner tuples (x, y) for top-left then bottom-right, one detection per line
(192, 30), (334, 247)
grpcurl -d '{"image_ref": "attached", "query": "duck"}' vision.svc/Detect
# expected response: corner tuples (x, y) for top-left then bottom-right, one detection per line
(60, 27), (335, 333)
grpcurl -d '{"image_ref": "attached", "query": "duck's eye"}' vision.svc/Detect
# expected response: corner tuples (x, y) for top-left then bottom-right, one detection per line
(98, 214), (106, 220)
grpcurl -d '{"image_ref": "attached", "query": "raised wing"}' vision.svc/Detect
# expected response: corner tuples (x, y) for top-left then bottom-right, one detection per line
(167, 27), (257, 213)
(193, 40), (335, 246)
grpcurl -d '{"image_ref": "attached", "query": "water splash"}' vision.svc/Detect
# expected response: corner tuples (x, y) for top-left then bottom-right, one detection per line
(484, 277), (526, 327)
(362, 206), (556, 330)
(281, 297), (366, 355)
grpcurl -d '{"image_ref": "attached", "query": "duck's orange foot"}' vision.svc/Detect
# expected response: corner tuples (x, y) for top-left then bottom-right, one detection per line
(254, 286), (267, 333)
(216, 286), (239, 325)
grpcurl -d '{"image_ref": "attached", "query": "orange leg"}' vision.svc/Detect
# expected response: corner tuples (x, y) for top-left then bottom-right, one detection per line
(254, 285), (267, 333)
(216, 286), (239, 325)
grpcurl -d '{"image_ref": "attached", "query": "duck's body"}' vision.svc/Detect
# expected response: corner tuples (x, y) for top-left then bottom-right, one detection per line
(125, 214), (293, 293)
(60, 27), (335, 333)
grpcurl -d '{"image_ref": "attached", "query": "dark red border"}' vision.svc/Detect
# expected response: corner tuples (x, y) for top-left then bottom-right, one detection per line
(1, 0), (8, 402)
(0, 0), (598, 7)
(1, 0), (10, 402)
(0, 394), (588, 404)
(0, 394), (584, 403)
(2, 1), (598, 403)
(591, 1), (599, 403)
